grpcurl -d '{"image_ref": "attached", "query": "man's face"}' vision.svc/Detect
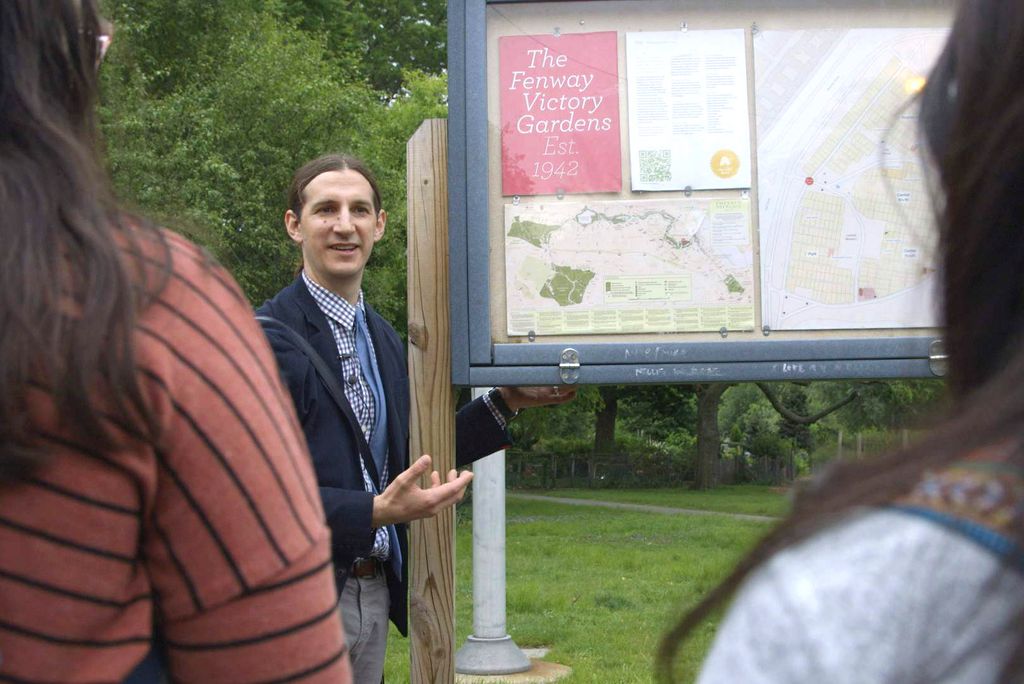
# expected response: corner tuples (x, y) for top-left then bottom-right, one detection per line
(285, 169), (386, 302)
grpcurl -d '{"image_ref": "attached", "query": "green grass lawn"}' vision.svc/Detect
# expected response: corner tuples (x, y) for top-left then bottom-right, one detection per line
(517, 484), (791, 518)
(383, 487), (782, 682)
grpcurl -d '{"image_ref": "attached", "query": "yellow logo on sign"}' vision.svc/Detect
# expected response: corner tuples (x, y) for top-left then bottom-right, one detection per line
(710, 149), (740, 179)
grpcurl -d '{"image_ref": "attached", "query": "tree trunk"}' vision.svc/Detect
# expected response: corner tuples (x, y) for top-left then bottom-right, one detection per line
(593, 386), (619, 455)
(693, 383), (730, 490)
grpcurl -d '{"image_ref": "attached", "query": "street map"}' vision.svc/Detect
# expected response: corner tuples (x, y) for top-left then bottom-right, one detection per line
(755, 28), (946, 330)
(504, 198), (754, 336)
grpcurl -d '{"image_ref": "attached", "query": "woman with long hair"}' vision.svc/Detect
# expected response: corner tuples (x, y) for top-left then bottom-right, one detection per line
(0, 1), (350, 680)
(659, 3), (1024, 682)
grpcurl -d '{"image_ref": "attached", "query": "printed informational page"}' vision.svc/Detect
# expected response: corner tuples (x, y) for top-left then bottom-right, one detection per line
(504, 198), (754, 336)
(626, 29), (752, 191)
(499, 31), (622, 196)
(755, 28), (946, 330)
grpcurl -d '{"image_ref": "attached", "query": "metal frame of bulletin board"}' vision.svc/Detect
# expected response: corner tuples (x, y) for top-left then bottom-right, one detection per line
(447, 0), (952, 387)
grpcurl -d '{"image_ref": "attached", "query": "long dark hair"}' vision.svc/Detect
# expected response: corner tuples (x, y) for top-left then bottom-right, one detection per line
(658, 2), (1024, 680)
(0, 0), (166, 481)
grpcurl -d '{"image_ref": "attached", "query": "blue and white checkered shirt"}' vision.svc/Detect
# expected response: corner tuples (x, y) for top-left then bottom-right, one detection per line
(302, 272), (391, 560)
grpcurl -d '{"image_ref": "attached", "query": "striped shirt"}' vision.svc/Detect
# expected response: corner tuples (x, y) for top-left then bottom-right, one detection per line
(301, 273), (391, 561)
(0, 228), (350, 682)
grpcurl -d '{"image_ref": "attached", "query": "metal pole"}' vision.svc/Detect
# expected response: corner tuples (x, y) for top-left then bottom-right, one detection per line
(454, 389), (531, 675)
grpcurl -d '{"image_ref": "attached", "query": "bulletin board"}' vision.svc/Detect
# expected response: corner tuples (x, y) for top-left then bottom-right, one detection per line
(448, 0), (953, 386)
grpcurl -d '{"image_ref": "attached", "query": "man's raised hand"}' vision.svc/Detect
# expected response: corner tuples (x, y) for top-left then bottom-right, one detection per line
(500, 385), (578, 411)
(371, 455), (473, 527)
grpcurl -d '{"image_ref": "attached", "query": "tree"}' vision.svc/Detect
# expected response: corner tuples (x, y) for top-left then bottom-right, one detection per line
(355, 71), (448, 331)
(99, 1), (448, 313)
(758, 382), (858, 476)
(510, 385), (601, 454)
(693, 384), (729, 490)
(691, 382), (860, 490)
(282, 0), (447, 97)
(809, 380), (946, 435)
(593, 386), (619, 455)
(618, 385), (698, 442)
(101, 1), (377, 299)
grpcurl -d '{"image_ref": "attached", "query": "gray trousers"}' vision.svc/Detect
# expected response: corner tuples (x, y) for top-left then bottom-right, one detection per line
(339, 572), (391, 684)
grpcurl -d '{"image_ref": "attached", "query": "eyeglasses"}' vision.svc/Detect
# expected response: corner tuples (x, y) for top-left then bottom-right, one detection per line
(95, 19), (113, 68)
(96, 33), (111, 64)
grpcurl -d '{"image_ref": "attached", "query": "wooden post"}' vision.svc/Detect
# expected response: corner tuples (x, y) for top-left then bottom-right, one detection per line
(406, 119), (456, 683)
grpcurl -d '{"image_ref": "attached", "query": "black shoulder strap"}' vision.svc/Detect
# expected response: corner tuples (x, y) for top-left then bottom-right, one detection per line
(256, 315), (381, 485)
(256, 315), (348, 411)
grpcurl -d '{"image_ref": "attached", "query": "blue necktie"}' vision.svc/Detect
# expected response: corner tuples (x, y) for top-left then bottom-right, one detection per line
(354, 307), (387, 476)
(354, 307), (401, 579)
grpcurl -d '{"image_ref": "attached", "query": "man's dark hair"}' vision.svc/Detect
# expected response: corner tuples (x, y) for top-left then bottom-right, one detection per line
(288, 154), (384, 217)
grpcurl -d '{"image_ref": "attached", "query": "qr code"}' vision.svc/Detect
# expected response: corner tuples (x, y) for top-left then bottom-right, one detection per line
(639, 149), (671, 183)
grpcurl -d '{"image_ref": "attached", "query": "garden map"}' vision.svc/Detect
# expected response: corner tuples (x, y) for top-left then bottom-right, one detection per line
(504, 198), (754, 336)
(755, 28), (947, 330)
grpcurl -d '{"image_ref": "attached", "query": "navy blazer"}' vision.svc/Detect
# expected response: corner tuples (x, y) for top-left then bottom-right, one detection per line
(258, 276), (510, 635)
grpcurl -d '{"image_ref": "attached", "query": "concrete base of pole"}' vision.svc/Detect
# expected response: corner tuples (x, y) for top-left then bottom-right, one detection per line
(455, 659), (572, 684)
(455, 635), (532, 675)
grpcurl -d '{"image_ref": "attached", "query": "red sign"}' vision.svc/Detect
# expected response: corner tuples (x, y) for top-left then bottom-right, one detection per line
(499, 32), (621, 196)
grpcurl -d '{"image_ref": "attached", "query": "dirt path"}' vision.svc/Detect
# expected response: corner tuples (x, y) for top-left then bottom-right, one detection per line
(507, 492), (780, 523)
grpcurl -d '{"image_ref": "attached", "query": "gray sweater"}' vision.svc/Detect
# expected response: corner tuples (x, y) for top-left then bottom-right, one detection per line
(698, 510), (1024, 683)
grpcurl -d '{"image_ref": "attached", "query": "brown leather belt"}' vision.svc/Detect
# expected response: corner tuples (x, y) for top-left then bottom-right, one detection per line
(350, 557), (382, 578)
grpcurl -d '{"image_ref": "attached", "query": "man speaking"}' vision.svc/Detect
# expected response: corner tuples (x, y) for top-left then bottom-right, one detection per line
(258, 154), (573, 682)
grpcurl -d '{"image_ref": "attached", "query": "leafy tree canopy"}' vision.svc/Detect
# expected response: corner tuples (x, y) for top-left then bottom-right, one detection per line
(282, 0), (447, 97)
(99, 0), (447, 315)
